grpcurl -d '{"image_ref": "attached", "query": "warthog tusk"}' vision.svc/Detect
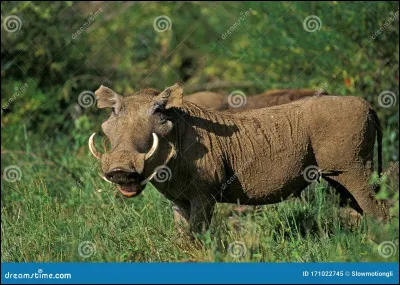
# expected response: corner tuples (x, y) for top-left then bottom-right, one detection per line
(140, 172), (157, 185)
(141, 143), (175, 185)
(144, 133), (159, 161)
(89, 133), (102, 159)
(99, 173), (112, 184)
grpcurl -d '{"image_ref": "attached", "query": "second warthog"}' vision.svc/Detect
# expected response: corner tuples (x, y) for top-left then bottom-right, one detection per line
(90, 84), (388, 233)
(185, 89), (328, 111)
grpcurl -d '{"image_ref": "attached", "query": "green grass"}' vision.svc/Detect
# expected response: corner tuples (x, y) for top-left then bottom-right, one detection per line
(1, 135), (399, 262)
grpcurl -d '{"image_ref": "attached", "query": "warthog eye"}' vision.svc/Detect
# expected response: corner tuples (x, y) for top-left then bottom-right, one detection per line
(153, 102), (164, 114)
(152, 102), (168, 122)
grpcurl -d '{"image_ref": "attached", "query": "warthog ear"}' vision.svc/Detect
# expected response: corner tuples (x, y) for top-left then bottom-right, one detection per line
(156, 83), (183, 109)
(95, 85), (124, 112)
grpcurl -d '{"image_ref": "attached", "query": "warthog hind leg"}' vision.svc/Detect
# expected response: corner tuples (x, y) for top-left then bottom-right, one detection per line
(325, 168), (389, 221)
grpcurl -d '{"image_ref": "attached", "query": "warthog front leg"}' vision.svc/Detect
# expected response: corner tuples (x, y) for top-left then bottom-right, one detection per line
(189, 196), (216, 234)
(172, 202), (190, 235)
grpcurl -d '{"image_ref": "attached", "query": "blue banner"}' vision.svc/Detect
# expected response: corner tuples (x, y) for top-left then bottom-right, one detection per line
(1, 262), (399, 284)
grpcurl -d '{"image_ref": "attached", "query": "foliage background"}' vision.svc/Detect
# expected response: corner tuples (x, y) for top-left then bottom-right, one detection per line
(1, 1), (399, 262)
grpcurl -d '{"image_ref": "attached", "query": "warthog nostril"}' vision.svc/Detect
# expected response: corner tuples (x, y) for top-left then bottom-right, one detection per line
(105, 168), (140, 184)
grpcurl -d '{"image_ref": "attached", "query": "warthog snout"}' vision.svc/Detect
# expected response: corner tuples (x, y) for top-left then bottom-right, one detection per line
(104, 168), (144, 198)
(105, 168), (142, 185)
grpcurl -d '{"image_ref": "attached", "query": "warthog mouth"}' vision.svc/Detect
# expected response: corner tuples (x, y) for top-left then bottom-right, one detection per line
(116, 184), (143, 198)
(99, 170), (158, 198)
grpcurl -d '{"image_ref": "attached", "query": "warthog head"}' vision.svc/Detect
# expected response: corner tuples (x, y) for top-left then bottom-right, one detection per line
(89, 84), (183, 197)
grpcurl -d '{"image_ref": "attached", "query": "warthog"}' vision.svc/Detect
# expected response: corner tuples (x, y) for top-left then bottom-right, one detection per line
(90, 84), (388, 233)
(184, 89), (327, 111)
(185, 91), (229, 111)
